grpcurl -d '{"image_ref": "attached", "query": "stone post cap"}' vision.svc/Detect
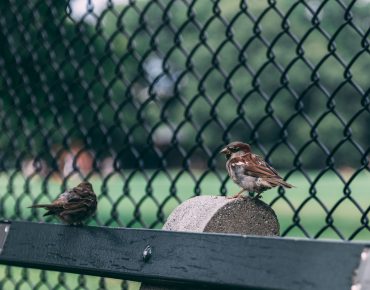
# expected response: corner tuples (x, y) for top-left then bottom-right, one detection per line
(163, 195), (279, 236)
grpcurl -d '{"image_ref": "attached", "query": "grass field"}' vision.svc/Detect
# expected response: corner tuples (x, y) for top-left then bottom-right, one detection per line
(0, 169), (369, 289)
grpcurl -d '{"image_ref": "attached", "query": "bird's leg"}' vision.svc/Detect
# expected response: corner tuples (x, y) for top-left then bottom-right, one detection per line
(253, 192), (263, 199)
(227, 188), (245, 199)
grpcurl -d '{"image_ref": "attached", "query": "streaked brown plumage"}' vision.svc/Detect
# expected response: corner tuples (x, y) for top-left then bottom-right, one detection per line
(29, 181), (97, 225)
(220, 141), (294, 199)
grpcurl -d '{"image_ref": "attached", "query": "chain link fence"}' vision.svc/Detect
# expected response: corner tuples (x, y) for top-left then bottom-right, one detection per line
(0, 0), (369, 289)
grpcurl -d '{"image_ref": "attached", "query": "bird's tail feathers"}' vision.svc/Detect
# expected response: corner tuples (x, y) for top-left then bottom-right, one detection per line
(42, 211), (54, 216)
(278, 179), (295, 188)
(29, 204), (56, 217)
(267, 178), (295, 189)
(28, 204), (51, 209)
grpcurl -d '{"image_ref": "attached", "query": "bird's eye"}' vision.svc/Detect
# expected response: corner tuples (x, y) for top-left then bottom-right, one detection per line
(228, 146), (239, 152)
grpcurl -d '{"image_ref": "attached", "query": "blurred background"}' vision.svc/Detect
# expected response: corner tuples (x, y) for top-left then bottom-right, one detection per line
(0, 0), (369, 289)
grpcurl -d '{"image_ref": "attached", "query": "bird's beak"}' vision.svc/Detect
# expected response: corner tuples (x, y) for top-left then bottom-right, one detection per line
(220, 147), (228, 154)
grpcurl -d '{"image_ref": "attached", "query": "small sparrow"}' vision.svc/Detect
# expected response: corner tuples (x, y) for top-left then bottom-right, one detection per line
(29, 181), (97, 226)
(220, 142), (294, 199)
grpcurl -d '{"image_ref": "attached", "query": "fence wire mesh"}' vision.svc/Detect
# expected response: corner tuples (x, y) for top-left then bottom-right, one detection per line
(0, 0), (369, 289)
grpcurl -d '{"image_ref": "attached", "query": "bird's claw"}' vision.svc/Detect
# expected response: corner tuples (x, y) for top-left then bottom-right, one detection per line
(71, 222), (83, 227)
(227, 194), (244, 199)
(252, 193), (262, 200)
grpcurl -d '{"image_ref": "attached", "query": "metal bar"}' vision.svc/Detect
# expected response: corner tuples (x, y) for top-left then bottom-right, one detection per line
(0, 221), (367, 290)
(0, 222), (10, 254)
(353, 248), (370, 290)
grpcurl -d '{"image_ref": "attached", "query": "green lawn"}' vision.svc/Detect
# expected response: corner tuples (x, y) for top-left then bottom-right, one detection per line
(0, 169), (369, 289)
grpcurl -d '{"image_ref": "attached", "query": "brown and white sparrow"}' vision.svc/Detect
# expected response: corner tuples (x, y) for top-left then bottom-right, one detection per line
(220, 141), (294, 199)
(29, 181), (97, 226)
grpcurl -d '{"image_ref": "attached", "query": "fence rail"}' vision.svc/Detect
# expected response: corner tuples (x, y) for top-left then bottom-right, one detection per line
(0, 221), (368, 290)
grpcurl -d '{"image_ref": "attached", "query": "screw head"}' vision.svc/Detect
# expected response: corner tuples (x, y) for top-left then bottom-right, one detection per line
(142, 245), (152, 262)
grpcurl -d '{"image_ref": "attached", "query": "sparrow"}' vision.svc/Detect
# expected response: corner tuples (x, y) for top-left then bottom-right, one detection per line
(220, 141), (294, 199)
(29, 181), (97, 226)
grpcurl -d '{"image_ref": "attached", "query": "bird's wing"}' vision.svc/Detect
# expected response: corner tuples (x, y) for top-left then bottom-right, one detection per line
(68, 192), (96, 203)
(62, 201), (85, 210)
(65, 195), (96, 209)
(60, 207), (88, 216)
(230, 153), (282, 179)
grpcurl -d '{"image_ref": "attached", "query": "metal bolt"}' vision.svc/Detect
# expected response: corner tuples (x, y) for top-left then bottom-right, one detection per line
(142, 245), (152, 262)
